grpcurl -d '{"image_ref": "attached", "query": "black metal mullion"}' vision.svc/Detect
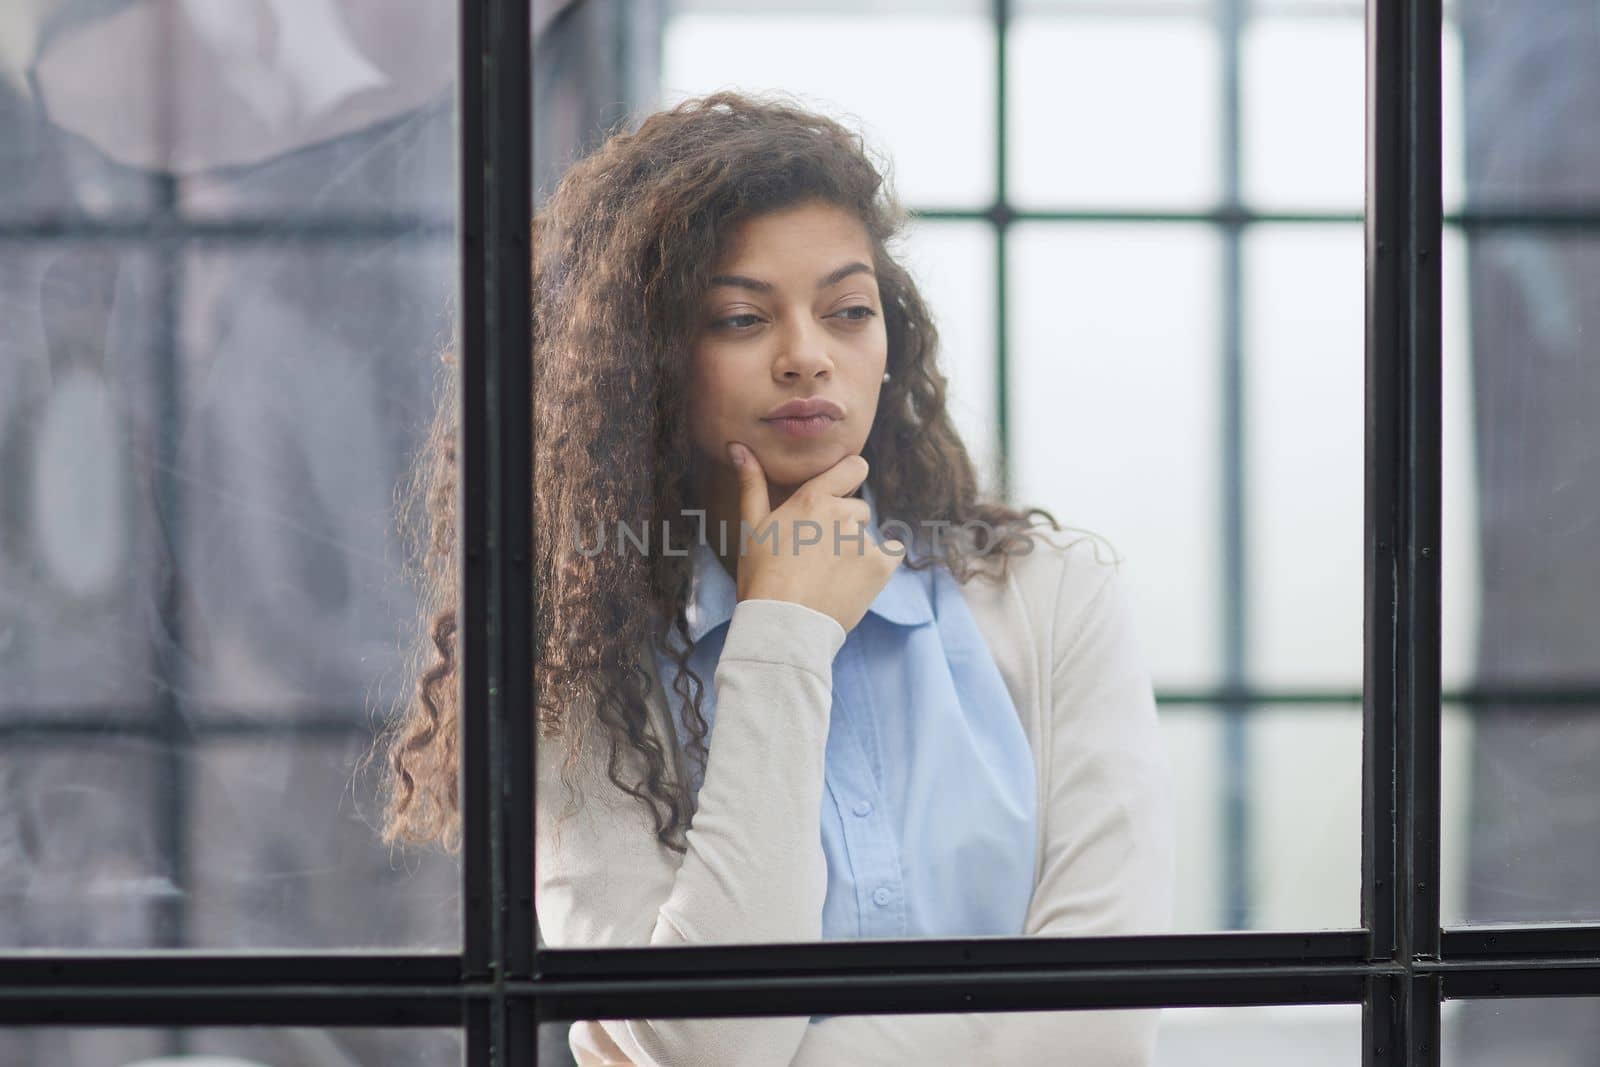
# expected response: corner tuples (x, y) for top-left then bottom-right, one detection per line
(1365, 0), (1444, 1064)
(1365, 0), (1402, 970)
(486, 0), (536, 988)
(1401, 0), (1445, 971)
(489, 1), (536, 1064)
(1365, 0), (1401, 1061)
(462, 0), (533, 1062)
(526, 964), (1373, 1023)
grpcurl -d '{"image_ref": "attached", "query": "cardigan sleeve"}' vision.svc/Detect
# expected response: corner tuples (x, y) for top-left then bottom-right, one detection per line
(787, 542), (1179, 1067)
(535, 596), (848, 1067)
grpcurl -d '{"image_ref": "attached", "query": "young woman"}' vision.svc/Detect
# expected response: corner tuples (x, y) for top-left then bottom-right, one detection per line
(379, 89), (1176, 1067)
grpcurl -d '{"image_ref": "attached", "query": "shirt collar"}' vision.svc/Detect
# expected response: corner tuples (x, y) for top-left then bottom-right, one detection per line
(682, 481), (934, 644)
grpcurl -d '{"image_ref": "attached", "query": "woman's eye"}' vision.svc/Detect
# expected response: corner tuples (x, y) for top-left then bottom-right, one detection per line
(714, 307), (876, 331)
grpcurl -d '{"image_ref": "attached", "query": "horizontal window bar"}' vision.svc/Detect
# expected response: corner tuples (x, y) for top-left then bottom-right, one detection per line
(1443, 924), (1600, 960)
(6, 205), (1599, 245)
(4, 926), (1600, 1025)
(523, 964), (1376, 1022)
(0, 216), (454, 243)
(1434, 962), (1600, 1000)
(0, 991), (462, 1028)
(8, 683), (1600, 742)
(913, 206), (1600, 229)
(538, 930), (1369, 977)
(0, 952), (460, 986)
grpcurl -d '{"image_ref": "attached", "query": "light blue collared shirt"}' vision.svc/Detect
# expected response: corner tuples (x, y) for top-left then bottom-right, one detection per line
(650, 484), (1038, 946)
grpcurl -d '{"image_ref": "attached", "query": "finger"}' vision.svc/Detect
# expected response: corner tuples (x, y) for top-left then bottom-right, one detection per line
(728, 441), (771, 532)
(803, 453), (871, 500)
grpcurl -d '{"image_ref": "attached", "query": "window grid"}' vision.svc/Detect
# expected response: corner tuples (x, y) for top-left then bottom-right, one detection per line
(3, 2), (1600, 1066)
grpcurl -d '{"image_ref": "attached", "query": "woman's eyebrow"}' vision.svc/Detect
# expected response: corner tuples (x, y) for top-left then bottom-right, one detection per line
(707, 260), (876, 294)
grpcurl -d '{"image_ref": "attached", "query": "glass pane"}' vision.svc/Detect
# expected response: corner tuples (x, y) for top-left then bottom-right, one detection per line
(1241, 14), (1465, 214)
(1245, 704), (1360, 929)
(1244, 225), (1479, 691)
(1242, 17), (1363, 211)
(1442, 0), (1600, 927)
(533, 99), (1187, 953)
(1009, 222), (1221, 690)
(1159, 707), (1225, 931)
(1009, 15), (1220, 209)
(661, 10), (996, 208)
(1455, 3), (1600, 208)
(0, 1027), (460, 1067)
(546, 1004), (1361, 1065)
(1443, 241), (1600, 930)
(0, 6), (461, 948)
(1248, 0), (1364, 12)
(1443, 998), (1600, 1066)
(1, 244), (161, 720)
(1018, 1), (1209, 12)
(1158, 702), (1363, 932)
(895, 219), (999, 494)
(2, 20), (156, 217)
(1244, 224), (1363, 688)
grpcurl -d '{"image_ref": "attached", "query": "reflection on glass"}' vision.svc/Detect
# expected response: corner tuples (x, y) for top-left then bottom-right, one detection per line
(545, 1003), (1359, 1066)
(0, 1027), (460, 1067)
(0, 5), (460, 948)
(1443, 0), (1600, 952)
(1443, 998), (1600, 1067)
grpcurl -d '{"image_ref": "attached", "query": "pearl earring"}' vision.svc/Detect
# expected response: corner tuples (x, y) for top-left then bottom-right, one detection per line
(882, 371), (892, 382)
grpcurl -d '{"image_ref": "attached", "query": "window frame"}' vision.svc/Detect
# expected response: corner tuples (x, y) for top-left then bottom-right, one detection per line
(5, 3), (1600, 1066)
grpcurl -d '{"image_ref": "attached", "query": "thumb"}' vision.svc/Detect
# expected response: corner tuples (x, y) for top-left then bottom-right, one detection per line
(727, 441), (771, 532)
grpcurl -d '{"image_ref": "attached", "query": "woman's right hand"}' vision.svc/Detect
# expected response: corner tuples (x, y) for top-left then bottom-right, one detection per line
(726, 441), (905, 634)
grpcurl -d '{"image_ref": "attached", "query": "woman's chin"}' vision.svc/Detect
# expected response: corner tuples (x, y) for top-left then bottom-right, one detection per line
(755, 452), (840, 490)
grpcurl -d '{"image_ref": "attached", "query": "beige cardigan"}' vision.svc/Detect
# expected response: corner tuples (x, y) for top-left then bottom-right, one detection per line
(535, 530), (1178, 1066)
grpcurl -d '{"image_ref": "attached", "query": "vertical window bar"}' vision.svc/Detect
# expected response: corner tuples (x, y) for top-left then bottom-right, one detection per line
(1364, 974), (1399, 1067)
(1365, 0), (1444, 1063)
(1365, 0), (1402, 967)
(151, 168), (194, 1063)
(1400, 0), (1444, 970)
(459, 0), (493, 1000)
(993, 0), (1013, 501)
(1216, 0), (1252, 934)
(462, 0), (535, 1060)
(153, 8), (190, 1052)
(486, 0), (536, 990)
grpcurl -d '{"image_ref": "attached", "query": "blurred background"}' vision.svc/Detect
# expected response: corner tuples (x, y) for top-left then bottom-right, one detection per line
(1, 0), (1596, 1063)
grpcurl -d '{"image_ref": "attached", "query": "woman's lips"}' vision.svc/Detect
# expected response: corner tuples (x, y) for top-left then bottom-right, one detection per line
(763, 413), (838, 439)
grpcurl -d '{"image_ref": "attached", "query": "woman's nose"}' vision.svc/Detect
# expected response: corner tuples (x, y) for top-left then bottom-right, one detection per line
(774, 318), (834, 378)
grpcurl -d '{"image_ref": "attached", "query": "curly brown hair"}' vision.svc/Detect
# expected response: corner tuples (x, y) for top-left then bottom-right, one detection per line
(375, 89), (1073, 856)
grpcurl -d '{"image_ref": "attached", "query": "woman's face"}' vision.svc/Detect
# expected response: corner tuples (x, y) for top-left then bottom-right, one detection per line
(686, 199), (889, 500)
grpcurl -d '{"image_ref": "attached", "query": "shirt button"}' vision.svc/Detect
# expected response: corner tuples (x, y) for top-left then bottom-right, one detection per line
(872, 887), (893, 907)
(851, 800), (873, 817)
